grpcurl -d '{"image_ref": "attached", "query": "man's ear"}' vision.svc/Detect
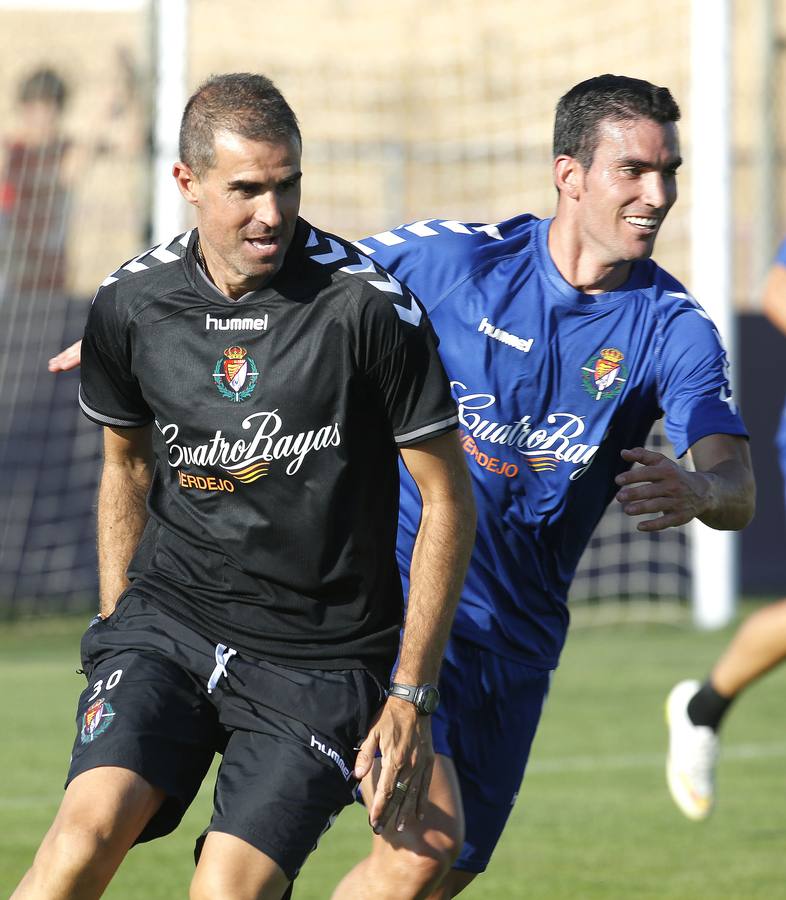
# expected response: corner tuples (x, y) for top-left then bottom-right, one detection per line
(553, 154), (583, 200)
(172, 160), (200, 205)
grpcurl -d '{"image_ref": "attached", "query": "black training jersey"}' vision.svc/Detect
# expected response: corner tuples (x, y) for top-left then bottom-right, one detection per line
(79, 219), (458, 680)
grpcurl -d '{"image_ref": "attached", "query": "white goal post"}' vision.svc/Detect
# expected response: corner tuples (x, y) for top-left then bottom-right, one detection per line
(689, 0), (736, 629)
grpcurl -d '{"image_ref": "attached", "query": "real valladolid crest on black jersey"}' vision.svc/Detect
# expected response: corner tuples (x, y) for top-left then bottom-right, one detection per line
(79, 219), (458, 681)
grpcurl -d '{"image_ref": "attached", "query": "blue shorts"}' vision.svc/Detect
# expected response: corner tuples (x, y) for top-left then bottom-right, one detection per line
(432, 634), (551, 873)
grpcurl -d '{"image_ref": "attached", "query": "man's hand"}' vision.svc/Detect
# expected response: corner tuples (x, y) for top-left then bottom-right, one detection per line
(48, 338), (82, 372)
(353, 431), (471, 835)
(615, 434), (754, 533)
(615, 447), (712, 532)
(354, 698), (434, 835)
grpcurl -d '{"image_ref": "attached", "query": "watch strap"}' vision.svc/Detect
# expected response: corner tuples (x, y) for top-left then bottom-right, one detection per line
(388, 682), (418, 702)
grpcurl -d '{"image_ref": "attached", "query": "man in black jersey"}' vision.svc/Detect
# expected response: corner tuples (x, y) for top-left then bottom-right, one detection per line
(14, 73), (475, 900)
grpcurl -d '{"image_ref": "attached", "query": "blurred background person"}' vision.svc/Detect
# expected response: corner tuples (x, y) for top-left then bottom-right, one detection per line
(0, 57), (143, 617)
(0, 66), (72, 302)
(666, 240), (786, 822)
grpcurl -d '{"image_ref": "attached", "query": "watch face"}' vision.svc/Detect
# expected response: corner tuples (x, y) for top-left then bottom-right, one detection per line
(417, 685), (440, 715)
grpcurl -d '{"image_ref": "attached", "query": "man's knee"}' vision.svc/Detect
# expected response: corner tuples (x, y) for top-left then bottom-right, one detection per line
(43, 819), (121, 874)
(376, 817), (465, 894)
(15, 819), (131, 899)
(410, 819), (464, 876)
(18, 767), (164, 895)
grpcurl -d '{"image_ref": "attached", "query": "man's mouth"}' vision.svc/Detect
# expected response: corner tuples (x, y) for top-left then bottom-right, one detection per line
(623, 215), (659, 230)
(246, 236), (279, 249)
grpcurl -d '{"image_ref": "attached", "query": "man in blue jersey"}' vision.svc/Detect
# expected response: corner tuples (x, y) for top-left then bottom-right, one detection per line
(333, 74), (754, 899)
(49, 75), (755, 898)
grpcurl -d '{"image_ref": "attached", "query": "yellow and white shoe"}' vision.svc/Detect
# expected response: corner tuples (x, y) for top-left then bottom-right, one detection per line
(665, 679), (718, 821)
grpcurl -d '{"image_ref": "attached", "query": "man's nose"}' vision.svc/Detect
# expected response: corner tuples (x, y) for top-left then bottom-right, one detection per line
(252, 192), (282, 229)
(642, 172), (671, 209)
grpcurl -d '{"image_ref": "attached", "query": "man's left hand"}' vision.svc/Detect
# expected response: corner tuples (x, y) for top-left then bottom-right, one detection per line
(353, 698), (434, 834)
(48, 338), (82, 372)
(615, 447), (711, 532)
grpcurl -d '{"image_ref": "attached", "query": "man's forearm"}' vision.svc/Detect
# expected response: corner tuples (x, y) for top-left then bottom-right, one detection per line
(695, 459), (755, 531)
(394, 491), (476, 685)
(97, 430), (152, 615)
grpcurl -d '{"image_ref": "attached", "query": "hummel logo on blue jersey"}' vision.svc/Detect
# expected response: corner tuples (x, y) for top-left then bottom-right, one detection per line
(478, 317), (533, 353)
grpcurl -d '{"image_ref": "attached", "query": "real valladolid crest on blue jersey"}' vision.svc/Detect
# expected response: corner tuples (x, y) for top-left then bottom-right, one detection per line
(581, 347), (628, 400)
(80, 698), (115, 744)
(213, 346), (259, 402)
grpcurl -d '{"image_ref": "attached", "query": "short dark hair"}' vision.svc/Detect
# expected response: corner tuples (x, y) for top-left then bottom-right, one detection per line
(553, 74), (680, 169)
(18, 67), (68, 111)
(179, 73), (301, 176)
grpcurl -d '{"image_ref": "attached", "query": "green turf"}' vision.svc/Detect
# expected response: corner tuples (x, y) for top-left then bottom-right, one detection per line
(2, 605), (786, 898)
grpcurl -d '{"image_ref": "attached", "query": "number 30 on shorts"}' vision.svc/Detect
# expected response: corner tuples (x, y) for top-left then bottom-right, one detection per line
(88, 668), (123, 701)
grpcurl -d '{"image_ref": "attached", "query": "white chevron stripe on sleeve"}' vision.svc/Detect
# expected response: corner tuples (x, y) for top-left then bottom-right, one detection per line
(178, 230), (193, 247)
(352, 239), (376, 254)
(123, 256), (150, 273)
(473, 223), (503, 240)
(340, 254), (376, 275)
(369, 230), (406, 246)
(439, 221), (473, 235)
(310, 238), (349, 265)
(394, 297), (422, 327)
(404, 220), (439, 237)
(368, 272), (403, 295)
(150, 244), (181, 263)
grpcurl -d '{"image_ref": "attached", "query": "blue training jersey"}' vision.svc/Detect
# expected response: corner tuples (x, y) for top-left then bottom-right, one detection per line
(356, 214), (748, 670)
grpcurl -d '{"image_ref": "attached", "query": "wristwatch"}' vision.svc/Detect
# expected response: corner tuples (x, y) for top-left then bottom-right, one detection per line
(388, 682), (441, 715)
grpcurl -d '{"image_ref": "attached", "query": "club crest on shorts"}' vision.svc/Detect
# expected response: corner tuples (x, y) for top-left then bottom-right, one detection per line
(213, 346), (258, 402)
(581, 347), (627, 400)
(80, 698), (115, 744)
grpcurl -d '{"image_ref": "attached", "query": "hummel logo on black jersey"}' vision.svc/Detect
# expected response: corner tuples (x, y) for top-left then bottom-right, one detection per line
(205, 313), (269, 332)
(478, 317), (533, 353)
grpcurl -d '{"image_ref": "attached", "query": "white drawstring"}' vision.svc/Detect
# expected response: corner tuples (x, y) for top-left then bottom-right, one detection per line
(207, 643), (237, 694)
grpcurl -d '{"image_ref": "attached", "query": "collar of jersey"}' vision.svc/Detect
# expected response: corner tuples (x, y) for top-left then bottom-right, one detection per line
(185, 220), (314, 307)
(536, 217), (650, 309)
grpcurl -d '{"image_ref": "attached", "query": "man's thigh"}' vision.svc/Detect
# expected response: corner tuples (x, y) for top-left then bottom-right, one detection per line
(193, 831), (291, 900)
(433, 636), (552, 874)
(68, 611), (222, 842)
(203, 663), (385, 883)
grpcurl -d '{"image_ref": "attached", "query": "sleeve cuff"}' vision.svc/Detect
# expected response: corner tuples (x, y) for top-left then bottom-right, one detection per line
(78, 386), (153, 428)
(395, 413), (459, 447)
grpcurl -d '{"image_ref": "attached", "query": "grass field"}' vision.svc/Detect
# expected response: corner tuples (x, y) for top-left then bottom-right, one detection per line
(3, 606), (786, 899)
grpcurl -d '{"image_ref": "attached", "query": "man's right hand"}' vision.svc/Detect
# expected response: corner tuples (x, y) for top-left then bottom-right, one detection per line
(353, 696), (434, 835)
(48, 339), (82, 372)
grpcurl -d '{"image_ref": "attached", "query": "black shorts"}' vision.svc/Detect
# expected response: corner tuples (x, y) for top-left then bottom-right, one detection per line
(68, 590), (385, 880)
